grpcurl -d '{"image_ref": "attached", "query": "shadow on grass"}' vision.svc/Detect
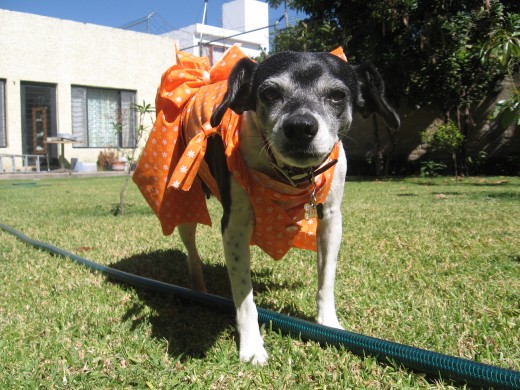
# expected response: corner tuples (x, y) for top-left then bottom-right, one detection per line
(476, 191), (520, 200)
(109, 249), (309, 361)
(410, 177), (518, 187)
(431, 191), (462, 196)
(108, 249), (232, 360)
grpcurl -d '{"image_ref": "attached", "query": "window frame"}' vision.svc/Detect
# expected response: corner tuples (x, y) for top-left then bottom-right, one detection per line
(0, 79), (6, 148)
(71, 86), (137, 149)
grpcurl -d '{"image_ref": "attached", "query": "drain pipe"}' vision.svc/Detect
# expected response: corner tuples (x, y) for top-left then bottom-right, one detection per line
(1, 222), (519, 389)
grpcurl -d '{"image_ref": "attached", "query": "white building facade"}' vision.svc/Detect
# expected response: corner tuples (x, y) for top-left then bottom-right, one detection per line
(0, 10), (177, 172)
(164, 0), (269, 63)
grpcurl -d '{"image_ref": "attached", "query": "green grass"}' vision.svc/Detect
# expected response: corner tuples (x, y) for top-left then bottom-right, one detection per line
(0, 175), (518, 389)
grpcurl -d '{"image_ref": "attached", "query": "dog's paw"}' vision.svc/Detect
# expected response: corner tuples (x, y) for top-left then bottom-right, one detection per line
(318, 316), (345, 330)
(240, 343), (268, 365)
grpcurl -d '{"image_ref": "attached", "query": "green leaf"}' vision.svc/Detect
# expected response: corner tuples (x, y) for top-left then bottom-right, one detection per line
(500, 108), (516, 128)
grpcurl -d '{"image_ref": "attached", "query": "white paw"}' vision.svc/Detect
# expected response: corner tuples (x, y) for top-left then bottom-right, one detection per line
(318, 316), (345, 330)
(240, 341), (268, 365)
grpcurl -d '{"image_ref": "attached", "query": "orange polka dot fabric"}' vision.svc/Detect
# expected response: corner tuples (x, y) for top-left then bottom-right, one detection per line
(133, 45), (346, 260)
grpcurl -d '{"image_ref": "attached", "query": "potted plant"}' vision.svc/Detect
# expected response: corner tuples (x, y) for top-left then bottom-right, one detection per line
(97, 149), (117, 171)
(110, 157), (127, 171)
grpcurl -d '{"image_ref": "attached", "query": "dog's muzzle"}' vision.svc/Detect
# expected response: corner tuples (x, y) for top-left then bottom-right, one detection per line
(282, 113), (319, 146)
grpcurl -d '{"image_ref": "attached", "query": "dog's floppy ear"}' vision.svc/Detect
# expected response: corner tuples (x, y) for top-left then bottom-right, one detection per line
(211, 57), (257, 127)
(354, 63), (400, 129)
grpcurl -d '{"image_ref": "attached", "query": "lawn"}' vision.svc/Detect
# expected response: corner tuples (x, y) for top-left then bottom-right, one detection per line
(0, 175), (518, 389)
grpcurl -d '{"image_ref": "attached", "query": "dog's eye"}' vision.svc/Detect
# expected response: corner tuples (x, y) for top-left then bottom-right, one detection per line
(260, 87), (282, 103)
(328, 90), (347, 103)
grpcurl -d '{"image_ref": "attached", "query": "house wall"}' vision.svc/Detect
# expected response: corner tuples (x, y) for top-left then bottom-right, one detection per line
(222, 0), (269, 52)
(169, 23), (266, 60)
(0, 9), (177, 171)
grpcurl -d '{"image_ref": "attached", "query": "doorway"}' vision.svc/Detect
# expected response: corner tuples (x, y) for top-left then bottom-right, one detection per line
(21, 82), (58, 167)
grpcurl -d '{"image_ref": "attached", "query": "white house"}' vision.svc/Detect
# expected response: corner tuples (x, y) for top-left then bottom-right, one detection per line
(0, 9), (177, 172)
(0, 1), (269, 173)
(164, 0), (269, 63)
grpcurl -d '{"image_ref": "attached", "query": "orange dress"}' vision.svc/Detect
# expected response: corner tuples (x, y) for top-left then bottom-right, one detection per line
(133, 45), (346, 260)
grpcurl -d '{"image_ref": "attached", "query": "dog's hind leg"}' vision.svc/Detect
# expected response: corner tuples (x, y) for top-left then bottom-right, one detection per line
(178, 222), (207, 292)
(222, 180), (268, 364)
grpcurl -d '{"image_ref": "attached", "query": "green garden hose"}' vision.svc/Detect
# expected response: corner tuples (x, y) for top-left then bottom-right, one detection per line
(1, 222), (519, 389)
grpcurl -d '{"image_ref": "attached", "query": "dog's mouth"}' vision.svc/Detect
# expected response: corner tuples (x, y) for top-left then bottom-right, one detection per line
(272, 144), (330, 169)
(257, 116), (335, 169)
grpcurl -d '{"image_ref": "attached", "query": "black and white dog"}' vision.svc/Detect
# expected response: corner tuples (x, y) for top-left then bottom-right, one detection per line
(178, 51), (399, 364)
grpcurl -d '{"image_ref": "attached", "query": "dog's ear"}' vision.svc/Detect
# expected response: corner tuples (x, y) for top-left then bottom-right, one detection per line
(354, 63), (400, 129)
(211, 57), (257, 127)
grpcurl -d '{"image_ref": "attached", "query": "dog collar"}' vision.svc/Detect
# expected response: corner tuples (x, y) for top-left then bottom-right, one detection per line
(270, 158), (338, 187)
(260, 131), (338, 187)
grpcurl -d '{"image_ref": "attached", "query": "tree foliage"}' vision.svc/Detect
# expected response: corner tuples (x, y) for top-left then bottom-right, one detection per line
(273, 18), (344, 52)
(272, 1), (517, 110)
(480, 13), (520, 128)
(269, 0), (519, 174)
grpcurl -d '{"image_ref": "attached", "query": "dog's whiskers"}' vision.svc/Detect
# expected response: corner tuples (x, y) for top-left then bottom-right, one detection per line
(260, 138), (276, 157)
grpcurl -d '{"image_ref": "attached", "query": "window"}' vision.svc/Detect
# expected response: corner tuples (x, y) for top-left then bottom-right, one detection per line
(200, 44), (227, 65)
(0, 79), (6, 148)
(71, 86), (136, 148)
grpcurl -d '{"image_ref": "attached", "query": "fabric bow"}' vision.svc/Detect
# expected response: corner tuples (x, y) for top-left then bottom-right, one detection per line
(161, 45), (247, 191)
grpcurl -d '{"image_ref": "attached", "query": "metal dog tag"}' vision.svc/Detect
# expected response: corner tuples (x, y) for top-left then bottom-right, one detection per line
(305, 171), (324, 220)
(304, 202), (324, 220)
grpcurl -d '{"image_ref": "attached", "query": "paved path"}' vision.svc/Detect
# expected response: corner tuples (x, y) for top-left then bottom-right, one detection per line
(0, 170), (128, 180)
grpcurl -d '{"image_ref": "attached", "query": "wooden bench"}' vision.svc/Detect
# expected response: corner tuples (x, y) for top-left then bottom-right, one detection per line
(0, 153), (49, 173)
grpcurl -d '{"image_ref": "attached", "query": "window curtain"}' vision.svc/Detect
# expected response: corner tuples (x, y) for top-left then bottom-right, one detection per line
(120, 91), (136, 148)
(87, 89), (119, 148)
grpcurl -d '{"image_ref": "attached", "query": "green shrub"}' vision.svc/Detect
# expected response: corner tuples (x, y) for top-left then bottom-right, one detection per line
(420, 121), (464, 153)
(420, 160), (447, 177)
(421, 121), (464, 176)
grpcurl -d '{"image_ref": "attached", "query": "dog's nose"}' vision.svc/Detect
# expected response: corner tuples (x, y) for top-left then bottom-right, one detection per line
(283, 114), (319, 142)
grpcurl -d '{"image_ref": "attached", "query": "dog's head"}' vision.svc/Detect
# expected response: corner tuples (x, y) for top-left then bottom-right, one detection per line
(211, 51), (400, 169)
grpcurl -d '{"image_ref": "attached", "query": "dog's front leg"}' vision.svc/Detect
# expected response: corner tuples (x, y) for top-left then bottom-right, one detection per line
(223, 180), (268, 364)
(316, 151), (347, 329)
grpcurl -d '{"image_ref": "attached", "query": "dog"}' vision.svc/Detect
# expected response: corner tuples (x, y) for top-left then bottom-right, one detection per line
(133, 46), (399, 364)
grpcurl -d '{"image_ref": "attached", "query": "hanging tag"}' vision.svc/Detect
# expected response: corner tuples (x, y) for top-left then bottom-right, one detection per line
(304, 203), (318, 220)
(305, 170), (324, 220)
(304, 202), (324, 220)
